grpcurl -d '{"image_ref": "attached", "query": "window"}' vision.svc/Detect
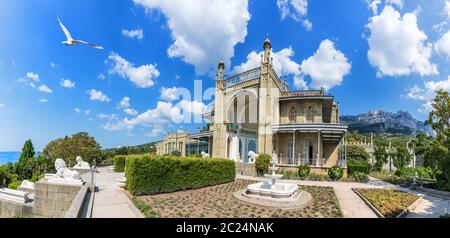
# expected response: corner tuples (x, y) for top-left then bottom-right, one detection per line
(306, 105), (314, 123)
(289, 107), (296, 124)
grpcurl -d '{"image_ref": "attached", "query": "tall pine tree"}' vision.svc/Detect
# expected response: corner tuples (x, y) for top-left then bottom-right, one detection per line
(16, 139), (35, 179)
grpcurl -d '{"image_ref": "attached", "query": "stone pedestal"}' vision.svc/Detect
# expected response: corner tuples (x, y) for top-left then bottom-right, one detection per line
(33, 179), (82, 218)
(72, 167), (92, 175)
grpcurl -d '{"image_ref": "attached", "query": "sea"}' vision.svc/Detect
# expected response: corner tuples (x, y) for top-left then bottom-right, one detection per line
(0, 152), (20, 165)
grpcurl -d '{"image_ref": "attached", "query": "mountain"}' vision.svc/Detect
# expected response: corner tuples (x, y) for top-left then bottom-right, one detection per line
(340, 110), (434, 135)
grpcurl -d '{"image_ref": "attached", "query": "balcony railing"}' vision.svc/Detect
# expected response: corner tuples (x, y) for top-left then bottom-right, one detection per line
(224, 68), (261, 87)
(277, 157), (347, 168)
(281, 89), (327, 98)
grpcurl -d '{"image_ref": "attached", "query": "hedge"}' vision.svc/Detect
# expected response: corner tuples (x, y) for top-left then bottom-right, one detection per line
(114, 156), (126, 172)
(347, 159), (371, 175)
(125, 155), (236, 195)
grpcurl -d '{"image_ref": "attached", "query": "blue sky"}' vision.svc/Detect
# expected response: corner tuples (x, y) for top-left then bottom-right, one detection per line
(0, 0), (449, 151)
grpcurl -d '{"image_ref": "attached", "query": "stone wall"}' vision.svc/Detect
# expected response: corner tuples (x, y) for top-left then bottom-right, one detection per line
(235, 162), (257, 176)
(0, 199), (33, 218)
(33, 180), (82, 218)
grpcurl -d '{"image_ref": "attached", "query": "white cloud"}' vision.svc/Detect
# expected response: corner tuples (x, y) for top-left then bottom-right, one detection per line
(38, 84), (53, 94)
(160, 87), (179, 101)
(108, 52), (159, 88)
(50, 62), (58, 68)
(124, 101), (184, 127)
(107, 99), (208, 130)
(26, 72), (39, 82)
(436, 31), (450, 58)
(59, 78), (75, 89)
(38, 99), (48, 103)
(84, 110), (91, 115)
(97, 113), (118, 121)
(122, 28), (144, 40)
(87, 89), (111, 102)
(407, 76), (450, 113)
(124, 108), (138, 116)
(300, 39), (351, 90)
(75, 107), (81, 113)
(276, 0), (312, 31)
(118, 96), (138, 115)
(97, 73), (106, 80)
(118, 97), (131, 109)
(233, 47), (302, 85)
(146, 127), (164, 137)
(367, 6), (438, 77)
(134, 0), (251, 74)
(445, 0), (450, 19)
(366, 0), (403, 15)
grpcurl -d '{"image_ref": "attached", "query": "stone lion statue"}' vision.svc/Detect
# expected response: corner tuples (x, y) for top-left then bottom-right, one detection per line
(74, 156), (90, 169)
(248, 151), (258, 164)
(52, 159), (81, 180)
(201, 151), (210, 158)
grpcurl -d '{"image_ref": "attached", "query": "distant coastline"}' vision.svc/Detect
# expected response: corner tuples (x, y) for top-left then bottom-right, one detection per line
(0, 151), (20, 165)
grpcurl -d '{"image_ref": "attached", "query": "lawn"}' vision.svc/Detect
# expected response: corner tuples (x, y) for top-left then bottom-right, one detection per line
(133, 179), (343, 218)
(355, 188), (419, 218)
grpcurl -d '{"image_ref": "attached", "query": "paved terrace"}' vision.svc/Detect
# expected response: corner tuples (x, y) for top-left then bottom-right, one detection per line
(237, 175), (450, 218)
(91, 167), (143, 218)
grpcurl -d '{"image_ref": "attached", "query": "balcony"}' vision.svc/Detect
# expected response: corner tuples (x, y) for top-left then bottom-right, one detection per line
(223, 68), (261, 88)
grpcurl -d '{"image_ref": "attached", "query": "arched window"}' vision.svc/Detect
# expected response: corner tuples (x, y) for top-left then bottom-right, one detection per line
(306, 105), (314, 123)
(289, 107), (296, 124)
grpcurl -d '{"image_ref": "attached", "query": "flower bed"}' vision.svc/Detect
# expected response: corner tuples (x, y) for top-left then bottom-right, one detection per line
(354, 188), (419, 218)
(134, 180), (343, 218)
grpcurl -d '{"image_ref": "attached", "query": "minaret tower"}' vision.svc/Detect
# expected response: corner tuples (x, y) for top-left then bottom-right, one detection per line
(212, 59), (227, 158)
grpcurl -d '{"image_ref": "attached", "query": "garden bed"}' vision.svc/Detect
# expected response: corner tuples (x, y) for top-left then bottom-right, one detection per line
(133, 180), (343, 218)
(353, 188), (420, 218)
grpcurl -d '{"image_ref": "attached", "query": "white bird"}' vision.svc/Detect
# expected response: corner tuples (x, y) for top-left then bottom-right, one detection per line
(56, 15), (103, 50)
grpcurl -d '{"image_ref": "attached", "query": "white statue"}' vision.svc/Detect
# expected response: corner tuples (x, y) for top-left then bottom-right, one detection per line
(48, 159), (82, 185)
(201, 151), (210, 158)
(271, 151), (278, 165)
(248, 151), (258, 164)
(18, 180), (35, 190)
(73, 156), (90, 169)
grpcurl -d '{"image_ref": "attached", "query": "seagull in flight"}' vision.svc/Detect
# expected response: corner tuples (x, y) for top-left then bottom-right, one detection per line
(56, 15), (103, 50)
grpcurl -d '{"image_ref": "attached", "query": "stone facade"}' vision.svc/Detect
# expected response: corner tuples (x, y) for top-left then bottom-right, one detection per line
(155, 37), (348, 169)
(155, 131), (190, 156)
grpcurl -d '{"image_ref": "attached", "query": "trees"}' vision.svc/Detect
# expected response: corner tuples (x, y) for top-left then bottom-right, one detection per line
(373, 146), (388, 171)
(393, 146), (412, 172)
(346, 145), (370, 161)
(424, 90), (450, 190)
(16, 139), (35, 180)
(43, 132), (102, 166)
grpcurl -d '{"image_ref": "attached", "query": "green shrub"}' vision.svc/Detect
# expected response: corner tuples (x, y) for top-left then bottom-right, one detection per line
(280, 170), (299, 179)
(347, 159), (372, 175)
(125, 155), (235, 195)
(8, 181), (22, 190)
(328, 166), (343, 181)
(255, 154), (271, 176)
(190, 154), (202, 158)
(171, 150), (181, 157)
(396, 167), (435, 179)
(352, 172), (369, 183)
(101, 157), (114, 165)
(114, 156), (126, 172)
(298, 165), (311, 179)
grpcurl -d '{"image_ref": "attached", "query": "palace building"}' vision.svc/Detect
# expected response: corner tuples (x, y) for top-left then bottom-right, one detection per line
(156, 37), (348, 170)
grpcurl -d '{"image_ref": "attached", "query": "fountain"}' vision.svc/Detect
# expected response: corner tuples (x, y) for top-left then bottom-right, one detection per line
(246, 163), (298, 198)
(233, 155), (311, 208)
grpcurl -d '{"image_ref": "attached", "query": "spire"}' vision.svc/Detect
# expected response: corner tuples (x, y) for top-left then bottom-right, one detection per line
(263, 34), (272, 64)
(217, 59), (225, 81)
(263, 33), (271, 50)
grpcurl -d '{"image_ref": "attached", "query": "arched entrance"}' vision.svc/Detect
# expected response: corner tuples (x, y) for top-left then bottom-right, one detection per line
(225, 89), (259, 162)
